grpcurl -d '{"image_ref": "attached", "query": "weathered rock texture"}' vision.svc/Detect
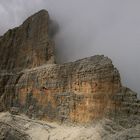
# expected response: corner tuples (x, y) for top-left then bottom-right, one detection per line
(0, 112), (140, 140)
(0, 10), (139, 124)
(0, 122), (29, 140)
(0, 55), (121, 123)
(0, 10), (55, 73)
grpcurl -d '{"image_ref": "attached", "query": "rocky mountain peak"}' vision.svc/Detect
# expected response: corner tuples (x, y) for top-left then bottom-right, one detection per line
(0, 9), (55, 73)
(0, 9), (139, 127)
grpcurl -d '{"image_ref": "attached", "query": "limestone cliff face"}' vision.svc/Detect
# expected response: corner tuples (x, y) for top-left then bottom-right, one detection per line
(0, 10), (139, 123)
(0, 55), (121, 123)
(0, 10), (55, 73)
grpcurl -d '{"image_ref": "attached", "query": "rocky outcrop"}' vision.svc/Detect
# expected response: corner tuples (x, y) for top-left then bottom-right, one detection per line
(0, 10), (139, 125)
(0, 55), (121, 123)
(0, 112), (140, 140)
(0, 122), (30, 140)
(0, 9), (55, 114)
(0, 10), (55, 73)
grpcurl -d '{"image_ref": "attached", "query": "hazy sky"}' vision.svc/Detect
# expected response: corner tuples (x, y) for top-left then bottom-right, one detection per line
(0, 0), (140, 96)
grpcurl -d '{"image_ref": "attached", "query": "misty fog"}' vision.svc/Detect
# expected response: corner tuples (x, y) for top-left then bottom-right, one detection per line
(0, 0), (140, 96)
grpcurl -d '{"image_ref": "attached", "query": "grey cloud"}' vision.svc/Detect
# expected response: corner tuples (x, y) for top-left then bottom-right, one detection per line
(0, 0), (140, 96)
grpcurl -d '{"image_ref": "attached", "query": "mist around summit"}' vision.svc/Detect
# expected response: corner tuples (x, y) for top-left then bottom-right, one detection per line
(0, 2), (140, 140)
(0, 0), (140, 96)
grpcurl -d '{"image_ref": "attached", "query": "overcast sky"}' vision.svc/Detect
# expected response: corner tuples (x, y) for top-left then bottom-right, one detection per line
(0, 0), (140, 96)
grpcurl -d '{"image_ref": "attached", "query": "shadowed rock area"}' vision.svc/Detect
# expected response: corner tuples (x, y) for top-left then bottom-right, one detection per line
(0, 10), (140, 139)
(0, 10), (55, 73)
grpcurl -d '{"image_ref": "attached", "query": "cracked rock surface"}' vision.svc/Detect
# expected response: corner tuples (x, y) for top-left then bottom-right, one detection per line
(0, 11), (123, 123)
(0, 9), (140, 140)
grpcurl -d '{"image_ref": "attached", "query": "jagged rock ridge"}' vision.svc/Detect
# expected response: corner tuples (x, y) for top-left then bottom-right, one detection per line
(0, 10), (139, 126)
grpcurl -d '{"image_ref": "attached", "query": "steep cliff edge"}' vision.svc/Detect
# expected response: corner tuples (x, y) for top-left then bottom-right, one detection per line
(0, 10), (139, 125)
(0, 10), (55, 73)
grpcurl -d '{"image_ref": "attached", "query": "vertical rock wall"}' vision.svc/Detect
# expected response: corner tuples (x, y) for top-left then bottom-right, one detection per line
(0, 10), (55, 73)
(1, 10), (139, 124)
(0, 55), (121, 123)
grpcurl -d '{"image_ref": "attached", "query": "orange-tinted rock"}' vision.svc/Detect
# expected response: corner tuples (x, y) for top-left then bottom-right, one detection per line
(0, 55), (121, 123)
(0, 10), (139, 123)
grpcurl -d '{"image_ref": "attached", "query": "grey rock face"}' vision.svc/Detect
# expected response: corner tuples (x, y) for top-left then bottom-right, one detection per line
(0, 55), (122, 123)
(0, 112), (140, 140)
(0, 9), (139, 139)
(0, 122), (30, 140)
(0, 10), (139, 124)
(0, 10), (55, 73)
